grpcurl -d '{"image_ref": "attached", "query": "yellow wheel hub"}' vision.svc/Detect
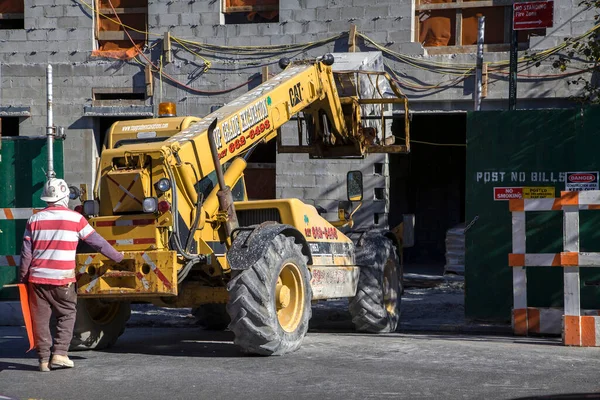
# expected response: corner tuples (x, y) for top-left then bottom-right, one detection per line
(276, 262), (305, 332)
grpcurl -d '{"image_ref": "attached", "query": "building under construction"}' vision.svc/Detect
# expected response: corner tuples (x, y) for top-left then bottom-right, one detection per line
(0, 0), (596, 321)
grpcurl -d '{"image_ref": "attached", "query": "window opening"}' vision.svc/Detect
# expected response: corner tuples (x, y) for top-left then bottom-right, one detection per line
(94, 0), (147, 59)
(223, 0), (279, 24)
(0, 0), (24, 30)
(416, 0), (545, 52)
(0, 117), (20, 136)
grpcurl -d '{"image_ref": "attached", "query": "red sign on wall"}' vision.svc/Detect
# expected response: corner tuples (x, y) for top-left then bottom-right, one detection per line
(494, 187), (523, 201)
(513, 1), (554, 30)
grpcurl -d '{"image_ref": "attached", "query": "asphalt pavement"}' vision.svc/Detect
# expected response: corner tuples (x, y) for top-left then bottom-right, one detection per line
(1, 278), (599, 400)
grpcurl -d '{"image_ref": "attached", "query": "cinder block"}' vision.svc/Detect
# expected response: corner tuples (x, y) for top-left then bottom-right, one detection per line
(34, 16), (60, 29)
(180, 13), (201, 26)
(191, 1), (219, 13)
(317, 7), (342, 22)
(257, 23), (282, 35)
(327, 20), (355, 33)
(8, 30), (27, 41)
(168, 2), (192, 13)
(239, 24), (259, 36)
(280, 0), (302, 10)
(250, 35), (272, 46)
(57, 16), (79, 28)
(341, 7), (365, 19)
(27, 5), (46, 17)
(44, 4), (65, 17)
(307, 21), (329, 34)
(158, 13), (179, 28)
(292, 8), (318, 21)
(293, 175), (317, 188)
(47, 28), (69, 41)
(269, 34), (293, 45)
(283, 21), (304, 34)
(65, 3), (85, 17)
(27, 29), (48, 41)
(304, 0), (326, 9)
(387, 29), (412, 43)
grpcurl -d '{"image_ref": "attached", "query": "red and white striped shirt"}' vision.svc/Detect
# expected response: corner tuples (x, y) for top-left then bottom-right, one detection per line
(24, 206), (95, 285)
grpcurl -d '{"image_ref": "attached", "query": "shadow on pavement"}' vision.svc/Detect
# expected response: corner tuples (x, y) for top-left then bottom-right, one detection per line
(98, 328), (244, 358)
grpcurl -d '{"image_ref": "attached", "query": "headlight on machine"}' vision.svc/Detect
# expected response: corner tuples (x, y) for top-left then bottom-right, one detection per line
(155, 178), (171, 193)
(143, 197), (158, 213)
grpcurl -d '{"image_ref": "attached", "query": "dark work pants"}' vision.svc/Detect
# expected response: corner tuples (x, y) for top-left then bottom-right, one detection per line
(28, 283), (77, 362)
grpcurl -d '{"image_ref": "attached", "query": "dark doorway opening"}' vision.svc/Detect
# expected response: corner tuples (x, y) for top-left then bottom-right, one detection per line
(244, 140), (276, 200)
(0, 117), (21, 136)
(389, 113), (466, 272)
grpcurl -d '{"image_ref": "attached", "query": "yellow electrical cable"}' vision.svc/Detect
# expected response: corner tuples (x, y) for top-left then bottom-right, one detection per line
(171, 37), (212, 70)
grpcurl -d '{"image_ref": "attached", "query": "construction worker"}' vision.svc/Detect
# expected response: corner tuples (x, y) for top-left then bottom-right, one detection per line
(19, 178), (123, 372)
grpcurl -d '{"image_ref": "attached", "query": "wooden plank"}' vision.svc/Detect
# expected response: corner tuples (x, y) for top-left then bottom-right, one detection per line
(163, 31), (172, 64)
(416, 0), (513, 10)
(145, 64), (153, 98)
(98, 31), (146, 41)
(349, 24), (357, 52)
(224, 5), (279, 12)
(99, 7), (148, 14)
(262, 66), (269, 83)
(455, 9), (463, 46)
(0, 13), (23, 20)
(367, 144), (409, 153)
(482, 63), (488, 98)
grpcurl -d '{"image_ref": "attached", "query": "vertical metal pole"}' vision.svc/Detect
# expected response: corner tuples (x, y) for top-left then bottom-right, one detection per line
(509, 8), (518, 110)
(475, 16), (485, 111)
(46, 64), (55, 179)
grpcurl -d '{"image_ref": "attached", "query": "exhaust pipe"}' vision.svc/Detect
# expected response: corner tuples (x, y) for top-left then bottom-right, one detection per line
(207, 118), (239, 239)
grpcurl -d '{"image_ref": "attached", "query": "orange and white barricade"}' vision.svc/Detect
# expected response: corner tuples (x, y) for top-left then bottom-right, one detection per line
(509, 191), (600, 346)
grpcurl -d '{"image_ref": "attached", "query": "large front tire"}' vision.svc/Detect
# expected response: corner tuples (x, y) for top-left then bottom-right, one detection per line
(349, 234), (401, 333)
(227, 234), (312, 355)
(70, 299), (131, 350)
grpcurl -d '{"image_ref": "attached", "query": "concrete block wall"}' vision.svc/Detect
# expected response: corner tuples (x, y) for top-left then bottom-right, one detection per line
(0, 0), (594, 225)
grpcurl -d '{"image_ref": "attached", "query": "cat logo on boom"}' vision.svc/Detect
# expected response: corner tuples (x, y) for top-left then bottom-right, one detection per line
(289, 82), (303, 107)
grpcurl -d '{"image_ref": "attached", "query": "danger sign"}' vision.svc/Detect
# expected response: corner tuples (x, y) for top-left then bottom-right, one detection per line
(494, 187), (523, 200)
(566, 172), (599, 191)
(523, 187), (555, 199)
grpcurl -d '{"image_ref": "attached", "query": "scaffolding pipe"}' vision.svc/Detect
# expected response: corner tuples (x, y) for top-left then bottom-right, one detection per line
(475, 16), (485, 111)
(46, 64), (55, 179)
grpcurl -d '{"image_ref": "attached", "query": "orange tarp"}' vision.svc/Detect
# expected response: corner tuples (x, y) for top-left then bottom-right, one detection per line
(225, 0), (278, 21)
(418, 10), (456, 47)
(0, 0), (24, 14)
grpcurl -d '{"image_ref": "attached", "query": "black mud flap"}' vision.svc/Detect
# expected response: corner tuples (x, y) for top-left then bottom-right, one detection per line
(227, 223), (312, 270)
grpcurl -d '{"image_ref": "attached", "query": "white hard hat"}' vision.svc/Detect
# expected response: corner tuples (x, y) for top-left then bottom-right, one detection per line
(40, 178), (70, 203)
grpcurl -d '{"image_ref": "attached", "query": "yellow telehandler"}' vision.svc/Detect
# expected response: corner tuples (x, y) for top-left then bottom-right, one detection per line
(72, 53), (410, 355)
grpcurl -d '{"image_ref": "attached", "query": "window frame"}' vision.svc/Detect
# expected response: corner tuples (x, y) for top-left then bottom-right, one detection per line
(415, 0), (534, 53)
(94, 0), (147, 48)
(0, 1), (24, 30)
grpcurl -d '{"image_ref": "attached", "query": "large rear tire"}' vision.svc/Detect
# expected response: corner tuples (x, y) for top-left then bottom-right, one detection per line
(227, 234), (312, 355)
(192, 304), (230, 330)
(349, 234), (401, 333)
(70, 299), (131, 350)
